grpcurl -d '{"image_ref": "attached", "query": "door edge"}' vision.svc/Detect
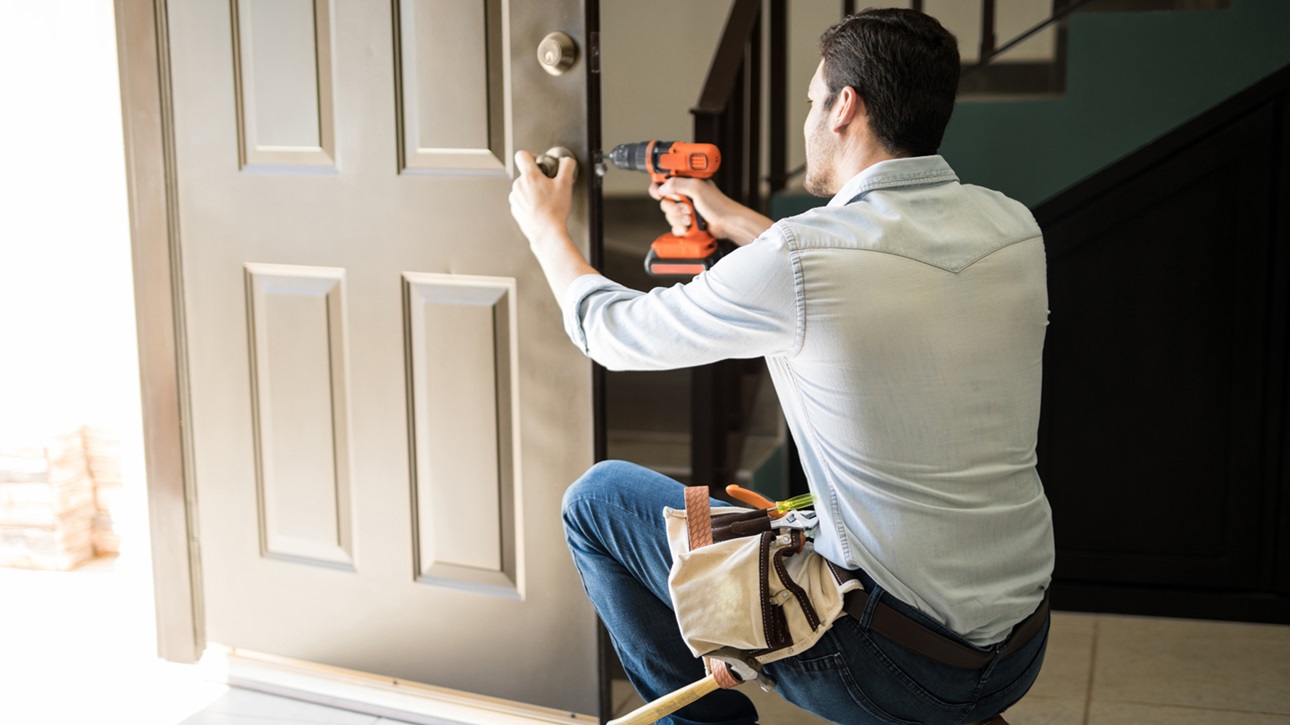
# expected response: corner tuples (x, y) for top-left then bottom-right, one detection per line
(114, 0), (205, 664)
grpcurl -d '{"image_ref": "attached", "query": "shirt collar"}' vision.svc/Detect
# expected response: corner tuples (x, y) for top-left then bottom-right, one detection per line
(826, 155), (960, 207)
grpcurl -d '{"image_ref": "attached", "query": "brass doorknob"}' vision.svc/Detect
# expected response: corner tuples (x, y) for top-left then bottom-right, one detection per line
(537, 32), (577, 76)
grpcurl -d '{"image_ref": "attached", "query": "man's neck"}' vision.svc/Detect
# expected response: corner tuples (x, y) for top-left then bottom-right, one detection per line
(835, 136), (902, 187)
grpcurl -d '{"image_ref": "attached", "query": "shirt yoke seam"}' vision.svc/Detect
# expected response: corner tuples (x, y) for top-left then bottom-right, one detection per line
(787, 229), (1042, 274)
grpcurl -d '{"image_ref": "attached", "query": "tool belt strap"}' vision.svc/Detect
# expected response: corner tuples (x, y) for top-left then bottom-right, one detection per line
(837, 565), (1049, 670)
(683, 486), (744, 688)
(684, 486), (714, 550)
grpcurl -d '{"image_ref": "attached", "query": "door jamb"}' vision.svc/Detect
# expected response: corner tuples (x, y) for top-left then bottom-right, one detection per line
(114, 0), (204, 664)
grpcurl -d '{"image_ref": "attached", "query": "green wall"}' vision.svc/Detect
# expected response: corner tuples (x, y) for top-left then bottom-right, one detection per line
(941, 0), (1290, 208)
(773, 0), (1290, 218)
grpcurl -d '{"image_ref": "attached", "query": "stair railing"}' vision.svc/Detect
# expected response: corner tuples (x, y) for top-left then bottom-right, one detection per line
(969, 0), (1097, 73)
(775, 0), (1095, 187)
(687, 0), (786, 489)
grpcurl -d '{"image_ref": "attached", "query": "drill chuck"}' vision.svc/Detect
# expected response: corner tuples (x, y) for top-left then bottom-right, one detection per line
(608, 141), (660, 173)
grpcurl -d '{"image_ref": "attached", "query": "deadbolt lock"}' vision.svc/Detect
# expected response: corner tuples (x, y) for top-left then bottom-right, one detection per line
(537, 32), (577, 75)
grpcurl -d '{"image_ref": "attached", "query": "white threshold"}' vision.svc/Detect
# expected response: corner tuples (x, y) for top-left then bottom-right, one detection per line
(204, 645), (598, 725)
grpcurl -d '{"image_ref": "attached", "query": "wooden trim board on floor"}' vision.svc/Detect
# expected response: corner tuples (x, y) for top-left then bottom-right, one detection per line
(211, 646), (598, 725)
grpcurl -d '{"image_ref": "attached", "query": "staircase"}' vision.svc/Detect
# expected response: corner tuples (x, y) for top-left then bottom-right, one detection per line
(946, 0), (1285, 207)
(600, 0), (1288, 496)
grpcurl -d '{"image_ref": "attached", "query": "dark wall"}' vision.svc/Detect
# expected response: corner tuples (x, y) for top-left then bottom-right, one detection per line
(1034, 65), (1290, 623)
(942, 0), (1290, 208)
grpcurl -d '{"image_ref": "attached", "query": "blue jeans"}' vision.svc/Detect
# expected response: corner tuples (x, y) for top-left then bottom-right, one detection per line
(561, 461), (1048, 725)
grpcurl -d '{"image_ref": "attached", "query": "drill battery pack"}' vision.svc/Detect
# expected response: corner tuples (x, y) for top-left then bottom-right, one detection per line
(644, 235), (733, 277)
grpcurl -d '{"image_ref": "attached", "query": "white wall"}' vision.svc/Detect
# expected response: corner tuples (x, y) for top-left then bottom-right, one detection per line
(599, 1), (731, 196)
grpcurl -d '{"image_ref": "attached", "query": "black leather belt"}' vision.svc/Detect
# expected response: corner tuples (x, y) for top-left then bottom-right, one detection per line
(839, 573), (1049, 670)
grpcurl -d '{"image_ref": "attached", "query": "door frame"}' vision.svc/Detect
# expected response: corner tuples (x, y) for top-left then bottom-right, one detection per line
(115, 0), (203, 665)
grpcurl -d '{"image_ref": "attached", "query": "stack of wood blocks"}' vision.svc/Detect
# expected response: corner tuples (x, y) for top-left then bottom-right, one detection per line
(83, 426), (122, 556)
(0, 430), (97, 570)
(0, 427), (124, 569)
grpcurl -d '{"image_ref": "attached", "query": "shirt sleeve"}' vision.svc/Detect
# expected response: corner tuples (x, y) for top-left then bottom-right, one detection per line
(560, 224), (801, 371)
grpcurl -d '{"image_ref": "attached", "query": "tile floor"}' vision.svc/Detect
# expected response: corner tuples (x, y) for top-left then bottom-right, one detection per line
(608, 611), (1290, 724)
(2, 556), (1288, 724)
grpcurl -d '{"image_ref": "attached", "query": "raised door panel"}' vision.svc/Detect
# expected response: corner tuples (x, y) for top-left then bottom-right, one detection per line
(1038, 105), (1277, 589)
(404, 273), (518, 595)
(395, 0), (505, 173)
(232, 0), (336, 169)
(245, 264), (353, 568)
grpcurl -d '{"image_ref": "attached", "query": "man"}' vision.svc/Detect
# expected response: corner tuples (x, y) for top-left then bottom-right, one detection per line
(509, 8), (1053, 724)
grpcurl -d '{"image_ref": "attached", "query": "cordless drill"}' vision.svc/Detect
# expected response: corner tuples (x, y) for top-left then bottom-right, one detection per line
(608, 141), (724, 276)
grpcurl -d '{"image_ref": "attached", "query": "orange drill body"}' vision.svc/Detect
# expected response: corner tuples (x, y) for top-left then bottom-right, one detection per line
(608, 141), (724, 277)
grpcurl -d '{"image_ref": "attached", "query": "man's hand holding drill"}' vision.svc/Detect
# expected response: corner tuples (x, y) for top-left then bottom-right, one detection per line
(649, 177), (773, 247)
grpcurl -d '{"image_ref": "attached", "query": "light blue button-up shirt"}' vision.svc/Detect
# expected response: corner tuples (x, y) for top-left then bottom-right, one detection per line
(563, 155), (1054, 645)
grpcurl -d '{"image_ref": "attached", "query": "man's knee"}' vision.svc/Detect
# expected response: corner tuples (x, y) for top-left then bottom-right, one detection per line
(561, 459), (639, 524)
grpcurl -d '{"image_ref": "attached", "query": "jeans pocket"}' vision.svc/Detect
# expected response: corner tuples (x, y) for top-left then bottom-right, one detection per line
(773, 649), (925, 725)
(977, 626), (1050, 714)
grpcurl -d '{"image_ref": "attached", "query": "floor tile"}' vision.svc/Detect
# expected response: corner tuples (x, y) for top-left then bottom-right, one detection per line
(182, 689), (379, 724)
(1026, 613), (1096, 700)
(0, 564), (231, 725)
(1001, 694), (1087, 725)
(1092, 615), (1290, 714)
(1088, 701), (1290, 724)
(180, 714), (346, 725)
(1050, 610), (1098, 635)
(1098, 614), (1290, 643)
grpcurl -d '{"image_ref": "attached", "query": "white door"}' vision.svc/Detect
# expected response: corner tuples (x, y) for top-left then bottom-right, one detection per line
(164, 0), (599, 713)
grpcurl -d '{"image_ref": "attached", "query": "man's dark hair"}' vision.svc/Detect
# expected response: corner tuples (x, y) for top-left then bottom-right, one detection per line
(819, 8), (959, 157)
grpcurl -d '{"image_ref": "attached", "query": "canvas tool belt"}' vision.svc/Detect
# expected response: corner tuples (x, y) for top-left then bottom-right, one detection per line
(664, 487), (863, 683)
(665, 487), (1052, 677)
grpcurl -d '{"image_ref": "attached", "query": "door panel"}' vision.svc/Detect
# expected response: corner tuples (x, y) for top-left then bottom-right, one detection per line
(168, 0), (597, 713)
(395, 0), (505, 172)
(245, 264), (354, 569)
(231, 0), (337, 168)
(404, 273), (518, 595)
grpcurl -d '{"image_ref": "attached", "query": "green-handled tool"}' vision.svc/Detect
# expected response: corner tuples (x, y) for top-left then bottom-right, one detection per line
(726, 485), (817, 518)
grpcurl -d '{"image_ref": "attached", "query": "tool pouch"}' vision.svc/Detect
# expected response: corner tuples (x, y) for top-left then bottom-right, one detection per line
(664, 487), (863, 666)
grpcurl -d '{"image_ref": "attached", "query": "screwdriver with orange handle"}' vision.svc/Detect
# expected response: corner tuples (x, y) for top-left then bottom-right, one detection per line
(725, 485), (816, 518)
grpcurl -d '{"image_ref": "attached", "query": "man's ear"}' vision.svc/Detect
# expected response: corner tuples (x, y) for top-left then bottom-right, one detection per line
(831, 86), (862, 133)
